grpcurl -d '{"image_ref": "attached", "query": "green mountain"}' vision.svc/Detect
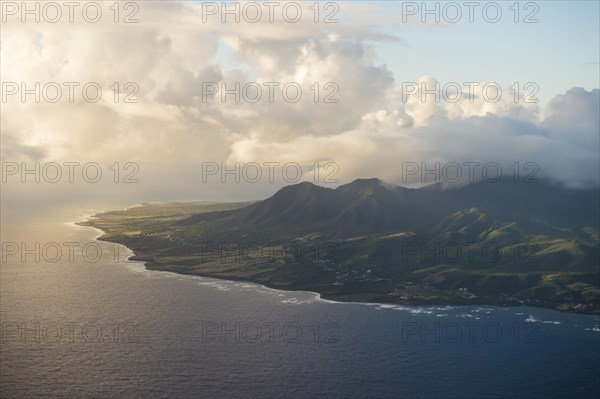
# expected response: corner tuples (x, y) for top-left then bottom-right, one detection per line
(81, 179), (600, 314)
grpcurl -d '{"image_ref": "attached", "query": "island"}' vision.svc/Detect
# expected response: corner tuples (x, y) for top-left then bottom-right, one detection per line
(80, 178), (600, 314)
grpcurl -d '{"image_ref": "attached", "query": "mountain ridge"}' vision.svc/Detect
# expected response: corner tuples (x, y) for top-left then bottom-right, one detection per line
(180, 178), (600, 236)
(82, 178), (600, 314)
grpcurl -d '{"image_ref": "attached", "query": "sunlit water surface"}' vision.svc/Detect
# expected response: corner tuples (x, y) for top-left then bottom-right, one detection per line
(1, 208), (599, 398)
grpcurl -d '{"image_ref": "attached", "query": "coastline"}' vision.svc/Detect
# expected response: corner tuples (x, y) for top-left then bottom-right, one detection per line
(79, 220), (600, 316)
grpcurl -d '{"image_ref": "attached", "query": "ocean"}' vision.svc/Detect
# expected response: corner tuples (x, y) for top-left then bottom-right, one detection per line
(1, 209), (599, 398)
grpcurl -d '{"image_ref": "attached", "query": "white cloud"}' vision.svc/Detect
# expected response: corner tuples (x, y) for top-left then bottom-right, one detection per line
(1, 1), (598, 205)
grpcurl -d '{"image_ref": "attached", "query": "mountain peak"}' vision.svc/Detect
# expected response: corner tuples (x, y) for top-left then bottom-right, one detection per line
(336, 178), (400, 198)
(273, 180), (328, 197)
(342, 177), (385, 186)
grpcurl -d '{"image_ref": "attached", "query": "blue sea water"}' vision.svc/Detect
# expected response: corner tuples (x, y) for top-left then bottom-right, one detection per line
(1, 210), (599, 398)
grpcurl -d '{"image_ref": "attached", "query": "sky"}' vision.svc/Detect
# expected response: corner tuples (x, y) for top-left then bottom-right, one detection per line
(375, 1), (600, 105)
(1, 0), (599, 209)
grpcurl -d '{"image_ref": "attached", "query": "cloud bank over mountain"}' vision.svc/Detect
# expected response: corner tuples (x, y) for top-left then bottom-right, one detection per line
(2, 1), (598, 197)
